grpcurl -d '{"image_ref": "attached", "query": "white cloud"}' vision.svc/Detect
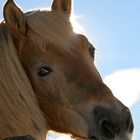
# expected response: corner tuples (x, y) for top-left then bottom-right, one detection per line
(104, 68), (140, 107)
(0, 18), (3, 22)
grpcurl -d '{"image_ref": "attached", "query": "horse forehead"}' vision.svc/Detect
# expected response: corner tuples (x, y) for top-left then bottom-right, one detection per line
(25, 10), (78, 52)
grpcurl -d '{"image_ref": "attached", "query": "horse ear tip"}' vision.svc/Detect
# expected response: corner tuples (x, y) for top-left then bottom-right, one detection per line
(5, 0), (14, 5)
(4, 0), (13, 8)
(7, 0), (14, 2)
(4, 0), (17, 13)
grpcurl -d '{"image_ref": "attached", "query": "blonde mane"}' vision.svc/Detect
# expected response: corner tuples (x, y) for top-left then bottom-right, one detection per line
(0, 23), (47, 139)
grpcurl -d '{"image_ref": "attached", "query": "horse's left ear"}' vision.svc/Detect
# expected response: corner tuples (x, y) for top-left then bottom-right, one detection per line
(51, 0), (72, 16)
(3, 0), (27, 39)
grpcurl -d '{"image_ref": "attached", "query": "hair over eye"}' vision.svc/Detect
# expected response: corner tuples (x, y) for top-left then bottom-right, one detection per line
(89, 45), (95, 59)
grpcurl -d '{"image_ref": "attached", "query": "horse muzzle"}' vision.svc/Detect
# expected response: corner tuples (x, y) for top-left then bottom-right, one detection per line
(87, 105), (134, 140)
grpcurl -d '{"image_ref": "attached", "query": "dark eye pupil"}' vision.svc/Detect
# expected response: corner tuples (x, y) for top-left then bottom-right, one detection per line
(37, 67), (52, 77)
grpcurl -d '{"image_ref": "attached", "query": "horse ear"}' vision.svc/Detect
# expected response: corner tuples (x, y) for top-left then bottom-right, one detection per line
(51, 0), (71, 16)
(3, 0), (27, 39)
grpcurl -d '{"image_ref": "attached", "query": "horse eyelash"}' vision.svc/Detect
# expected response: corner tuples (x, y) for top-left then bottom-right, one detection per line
(89, 46), (96, 59)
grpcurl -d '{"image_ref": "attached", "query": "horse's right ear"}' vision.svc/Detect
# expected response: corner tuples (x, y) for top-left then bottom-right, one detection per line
(51, 0), (72, 16)
(3, 0), (27, 39)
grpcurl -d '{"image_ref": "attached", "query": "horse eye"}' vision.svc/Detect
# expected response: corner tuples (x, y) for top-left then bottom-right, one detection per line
(37, 66), (52, 77)
(89, 46), (95, 59)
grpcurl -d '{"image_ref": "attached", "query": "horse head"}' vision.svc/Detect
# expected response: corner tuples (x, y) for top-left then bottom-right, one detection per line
(3, 0), (134, 139)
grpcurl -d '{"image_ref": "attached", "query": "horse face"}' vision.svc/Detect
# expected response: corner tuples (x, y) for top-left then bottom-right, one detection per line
(4, 0), (134, 140)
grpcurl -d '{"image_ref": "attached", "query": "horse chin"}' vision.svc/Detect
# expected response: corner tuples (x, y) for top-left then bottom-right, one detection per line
(72, 136), (98, 140)
(72, 134), (98, 140)
(72, 132), (133, 140)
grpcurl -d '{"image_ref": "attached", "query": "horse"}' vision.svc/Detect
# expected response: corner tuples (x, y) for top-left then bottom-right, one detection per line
(1, 0), (134, 140)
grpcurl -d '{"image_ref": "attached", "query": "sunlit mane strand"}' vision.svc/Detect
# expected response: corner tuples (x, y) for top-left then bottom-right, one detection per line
(0, 24), (47, 139)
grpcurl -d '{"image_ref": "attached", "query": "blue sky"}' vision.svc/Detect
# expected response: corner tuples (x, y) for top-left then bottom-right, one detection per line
(0, 0), (140, 139)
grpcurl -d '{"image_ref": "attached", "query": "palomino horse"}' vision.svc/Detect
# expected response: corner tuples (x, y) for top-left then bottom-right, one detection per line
(1, 0), (134, 140)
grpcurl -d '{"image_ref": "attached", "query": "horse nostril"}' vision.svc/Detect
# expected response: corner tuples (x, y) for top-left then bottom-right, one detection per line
(128, 116), (134, 133)
(125, 109), (134, 133)
(89, 136), (97, 140)
(99, 119), (116, 139)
